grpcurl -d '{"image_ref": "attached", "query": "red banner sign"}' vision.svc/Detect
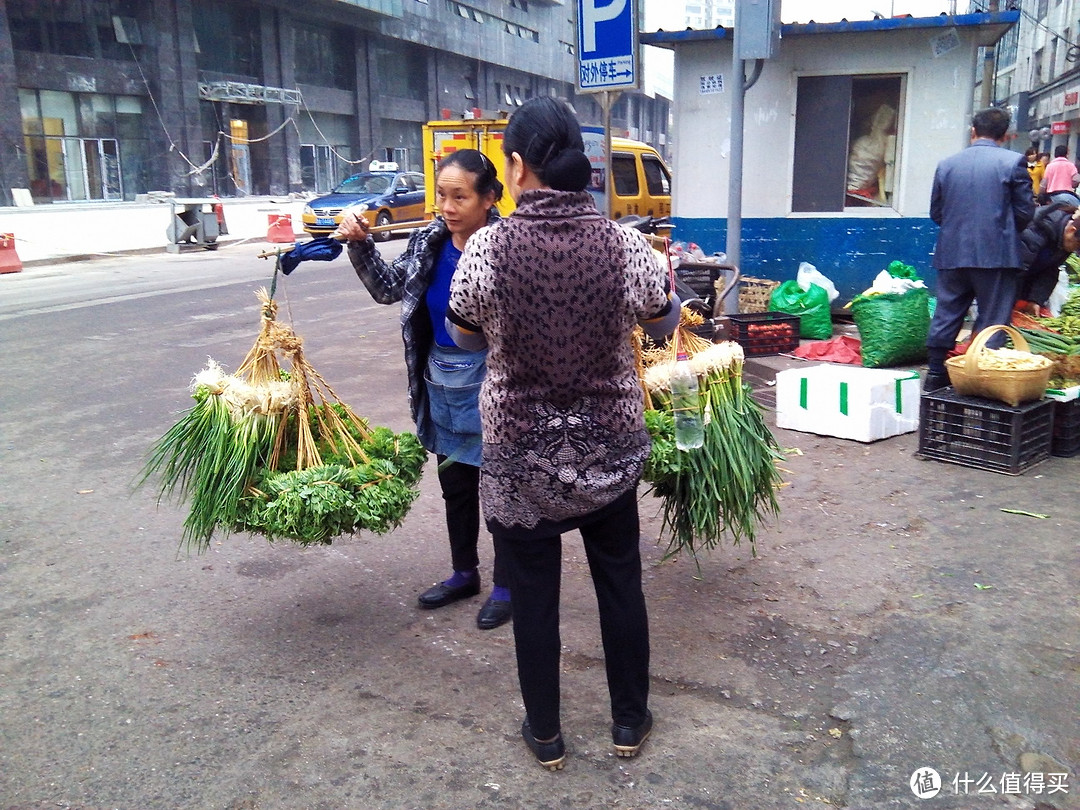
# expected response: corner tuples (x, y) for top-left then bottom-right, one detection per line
(1051, 120), (1070, 134)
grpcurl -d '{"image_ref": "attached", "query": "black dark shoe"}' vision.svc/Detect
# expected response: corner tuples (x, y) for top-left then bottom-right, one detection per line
(612, 710), (653, 758)
(521, 719), (565, 771)
(417, 578), (480, 609)
(476, 597), (512, 630)
(922, 372), (950, 394)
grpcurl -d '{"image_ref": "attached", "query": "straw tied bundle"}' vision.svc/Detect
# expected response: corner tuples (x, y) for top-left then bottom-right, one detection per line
(140, 289), (426, 551)
(635, 312), (784, 561)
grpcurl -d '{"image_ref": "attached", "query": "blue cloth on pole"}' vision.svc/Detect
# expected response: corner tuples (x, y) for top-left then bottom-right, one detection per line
(280, 237), (343, 275)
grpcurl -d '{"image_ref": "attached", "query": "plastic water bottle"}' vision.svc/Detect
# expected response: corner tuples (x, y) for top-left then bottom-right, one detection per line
(670, 353), (704, 451)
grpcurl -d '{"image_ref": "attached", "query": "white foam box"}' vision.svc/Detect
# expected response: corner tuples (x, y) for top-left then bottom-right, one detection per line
(1045, 384), (1080, 402)
(775, 364), (922, 442)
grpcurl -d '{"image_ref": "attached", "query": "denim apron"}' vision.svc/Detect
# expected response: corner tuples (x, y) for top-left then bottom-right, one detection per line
(424, 342), (486, 467)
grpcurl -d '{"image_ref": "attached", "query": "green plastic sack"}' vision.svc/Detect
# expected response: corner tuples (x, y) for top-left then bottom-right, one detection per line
(769, 280), (832, 340)
(885, 260), (920, 281)
(850, 287), (930, 368)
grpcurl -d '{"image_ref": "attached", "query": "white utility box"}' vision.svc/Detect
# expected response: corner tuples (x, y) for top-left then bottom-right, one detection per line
(775, 364), (922, 442)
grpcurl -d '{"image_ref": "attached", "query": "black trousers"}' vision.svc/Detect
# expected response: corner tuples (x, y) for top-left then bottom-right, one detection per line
(492, 488), (650, 741)
(436, 456), (506, 588)
(927, 266), (1018, 375)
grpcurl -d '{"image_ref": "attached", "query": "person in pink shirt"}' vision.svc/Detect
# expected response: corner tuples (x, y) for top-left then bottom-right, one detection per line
(1039, 145), (1079, 197)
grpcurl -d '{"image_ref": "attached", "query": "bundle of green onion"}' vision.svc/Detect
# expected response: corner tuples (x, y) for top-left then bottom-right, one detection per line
(640, 338), (784, 561)
(138, 290), (426, 552)
(140, 359), (426, 551)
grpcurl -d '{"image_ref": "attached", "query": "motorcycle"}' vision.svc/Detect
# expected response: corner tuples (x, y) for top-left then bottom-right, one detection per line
(617, 215), (740, 323)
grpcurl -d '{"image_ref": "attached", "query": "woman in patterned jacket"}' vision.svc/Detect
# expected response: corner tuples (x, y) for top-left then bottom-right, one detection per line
(447, 97), (680, 770)
(337, 149), (512, 631)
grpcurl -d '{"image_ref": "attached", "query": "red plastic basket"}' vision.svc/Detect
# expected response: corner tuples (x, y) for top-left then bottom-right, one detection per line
(727, 312), (800, 356)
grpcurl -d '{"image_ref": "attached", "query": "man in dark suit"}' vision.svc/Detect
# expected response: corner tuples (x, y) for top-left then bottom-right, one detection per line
(924, 107), (1036, 393)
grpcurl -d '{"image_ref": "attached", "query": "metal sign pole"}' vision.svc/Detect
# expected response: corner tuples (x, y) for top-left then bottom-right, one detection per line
(727, 9), (744, 272)
(576, 0), (639, 219)
(602, 90), (621, 219)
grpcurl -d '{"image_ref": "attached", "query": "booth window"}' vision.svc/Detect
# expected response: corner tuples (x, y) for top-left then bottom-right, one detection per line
(792, 74), (903, 212)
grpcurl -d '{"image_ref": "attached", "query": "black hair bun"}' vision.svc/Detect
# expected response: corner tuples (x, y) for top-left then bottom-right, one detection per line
(545, 148), (592, 192)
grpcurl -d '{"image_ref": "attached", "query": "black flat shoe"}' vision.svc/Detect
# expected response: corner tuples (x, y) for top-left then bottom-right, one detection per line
(476, 597), (512, 630)
(612, 709), (653, 758)
(521, 719), (565, 771)
(922, 372), (950, 394)
(417, 579), (480, 609)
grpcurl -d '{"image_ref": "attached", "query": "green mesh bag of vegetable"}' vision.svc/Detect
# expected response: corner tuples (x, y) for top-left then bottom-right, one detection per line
(768, 280), (833, 340)
(850, 286), (930, 368)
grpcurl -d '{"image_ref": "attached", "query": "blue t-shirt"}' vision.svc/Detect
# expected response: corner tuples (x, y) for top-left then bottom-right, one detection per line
(426, 239), (461, 347)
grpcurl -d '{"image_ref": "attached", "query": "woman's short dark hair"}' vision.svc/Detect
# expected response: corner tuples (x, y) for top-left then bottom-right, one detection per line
(503, 97), (592, 192)
(437, 148), (504, 202)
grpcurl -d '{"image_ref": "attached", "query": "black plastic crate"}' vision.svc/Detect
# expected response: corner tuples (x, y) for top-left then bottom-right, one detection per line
(1051, 397), (1080, 458)
(675, 261), (722, 300)
(727, 312), (800, 356)
(917, 388), (1055, 475)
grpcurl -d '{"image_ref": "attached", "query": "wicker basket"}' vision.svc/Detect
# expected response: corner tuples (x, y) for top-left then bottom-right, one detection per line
(738, 277), (781, 313)
(945, 325), (1053, 407)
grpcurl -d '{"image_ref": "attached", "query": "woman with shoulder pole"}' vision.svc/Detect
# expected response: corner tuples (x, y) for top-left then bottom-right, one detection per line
(336, 149), (511, 631)
(446, 97), (681, 769)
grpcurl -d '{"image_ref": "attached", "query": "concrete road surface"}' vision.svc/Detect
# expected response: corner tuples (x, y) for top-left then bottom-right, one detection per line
(1, 239), (1077, 810)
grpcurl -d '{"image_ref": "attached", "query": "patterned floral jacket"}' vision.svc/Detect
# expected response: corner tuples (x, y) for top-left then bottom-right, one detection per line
(448, 190), (671, 530)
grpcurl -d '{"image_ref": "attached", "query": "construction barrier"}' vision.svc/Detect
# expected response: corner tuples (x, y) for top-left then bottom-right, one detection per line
(0, 233), (22, 274)
(214, 197), (228, 235)
(266, 213), (295, 243)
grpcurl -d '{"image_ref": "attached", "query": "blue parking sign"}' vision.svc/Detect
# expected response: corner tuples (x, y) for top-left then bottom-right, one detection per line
(577, 0), (638, 91)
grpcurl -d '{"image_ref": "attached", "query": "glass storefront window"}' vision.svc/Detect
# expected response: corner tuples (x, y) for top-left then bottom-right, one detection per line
(39, 90), (79, 137)
(20, 89), (145, 202)
(19, 89), (40, 129)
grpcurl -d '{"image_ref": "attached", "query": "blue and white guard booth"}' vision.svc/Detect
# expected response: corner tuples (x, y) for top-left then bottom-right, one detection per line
(640, 10), (1020, 301)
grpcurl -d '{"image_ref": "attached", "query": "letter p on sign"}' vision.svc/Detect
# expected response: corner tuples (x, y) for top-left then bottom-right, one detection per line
(581, 0), (627, 52)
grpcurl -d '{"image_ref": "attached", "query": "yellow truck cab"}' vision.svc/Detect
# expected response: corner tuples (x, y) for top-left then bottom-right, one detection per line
(422, 118), (671, 221)
(423, 119), (516, 218)
(607, 136), (672, 220)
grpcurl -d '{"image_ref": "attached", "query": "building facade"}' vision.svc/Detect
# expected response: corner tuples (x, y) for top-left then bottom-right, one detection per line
(0, 0), (669, 207)
(685, 0), (734, 30)
(982, 0), (1080, 157)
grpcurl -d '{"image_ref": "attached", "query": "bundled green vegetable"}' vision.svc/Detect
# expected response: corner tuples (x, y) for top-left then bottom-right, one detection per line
(139, 290), (426, 552)
(848, 262), (930, 368)
(1061, 286), (1080, 318)
(639, 333), (784, 562)
(1015, 326), (1080, 356)
(236, 426), (426, 546)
